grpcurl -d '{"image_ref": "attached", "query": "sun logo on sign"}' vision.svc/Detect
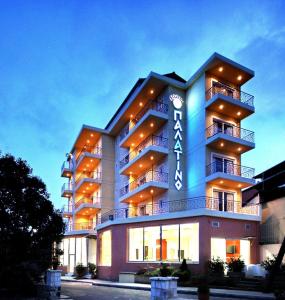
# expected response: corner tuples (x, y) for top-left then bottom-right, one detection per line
(170, 94), (183, 109)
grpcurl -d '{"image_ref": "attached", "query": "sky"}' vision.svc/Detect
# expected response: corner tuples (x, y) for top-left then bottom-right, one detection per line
(0, 0), (285, 209)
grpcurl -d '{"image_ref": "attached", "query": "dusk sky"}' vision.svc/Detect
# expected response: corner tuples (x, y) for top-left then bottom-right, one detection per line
(0, 0), (284, 209)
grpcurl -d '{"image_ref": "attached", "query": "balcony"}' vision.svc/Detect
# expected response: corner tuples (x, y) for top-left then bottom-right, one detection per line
(99, 197), (260, 224)
(74, 196), (101, 214)
(74, 171), (102, 194)
(120, 135), (168, 175)
(119, 170), (168, 203)
(61, 161), (72, 178)
(61, 204), (73, 217)
(206, 161), (255, 188)
(119, 100), (168, 148)
(61, 182), (73, 198)
(205, 82), (254, 119)
(206, 123), (255, 154)
(65, 221), (97, 235)
(76, 146), (102, 171)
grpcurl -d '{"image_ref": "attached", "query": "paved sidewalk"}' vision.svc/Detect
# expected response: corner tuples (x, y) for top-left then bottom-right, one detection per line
(61, 276), (275, 299)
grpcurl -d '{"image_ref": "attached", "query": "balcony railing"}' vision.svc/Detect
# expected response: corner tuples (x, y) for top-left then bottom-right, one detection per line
(61, 204), (73, 214)
(206, 161), (255, 179)
(75, 171), (102, 184)
(99, 197), (259, 224)
(120, 135), (168, 168)
(61, 182), (73, 195)
(66, 222), (97, 232)
(206, 123), (255, 143)
(119, 100), (169, 141)
(76, 146), (102, 162)
(206, 82), (254, 107)
(75, 196), (101, 210)
(61, 161), (72, 173)
(120, 170), (168, 197)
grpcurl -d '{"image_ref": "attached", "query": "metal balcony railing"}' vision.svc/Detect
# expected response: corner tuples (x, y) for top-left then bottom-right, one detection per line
(61, 204), (73, 214)
(75, 196), (101, 210)
(119, 100), (168, 141)
(205, 82), (254, 107)
(61, 161), (72, 173)
(120, 170), (168, 197)
(99, 197), (259, 224)
(206, 161), (255, 179)
(206, 123), (255, 143)
(61, 182), (73, 195)
(120, 135), (168, 168)
(75, 171), (102, 185)
(76, 146), (102, 162)
(66, 222), (97, 232)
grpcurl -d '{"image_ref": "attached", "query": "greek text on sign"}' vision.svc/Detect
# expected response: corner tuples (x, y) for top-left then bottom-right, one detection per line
(170, 94), (183, 191)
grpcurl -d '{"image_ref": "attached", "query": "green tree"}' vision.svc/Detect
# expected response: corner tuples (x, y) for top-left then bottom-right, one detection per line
(0, 153), (65, 295)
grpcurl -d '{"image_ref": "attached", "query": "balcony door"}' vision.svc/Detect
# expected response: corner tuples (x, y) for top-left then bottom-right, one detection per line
(212, 81), (234, 98)
(213, 119), (234, 136)
(213, 155), (235, 175)
(213, 190), (235, 212)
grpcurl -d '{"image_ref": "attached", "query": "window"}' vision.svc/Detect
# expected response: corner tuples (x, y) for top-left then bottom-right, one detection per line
(144, 226), (160, 261)
(180, 223), (199, 262)
(100, 230), (112, 266)
(211, 238), (226, 261)
(161, 225), (179, 262)
(128, 223), (199, 263)
(129, 228), (143, 261)
(213, 190), (235, 212)
(211, 238), (250, 265)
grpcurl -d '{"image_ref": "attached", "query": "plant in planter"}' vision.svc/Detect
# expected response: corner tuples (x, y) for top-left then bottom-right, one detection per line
(75, 263), (87, 278)
(172, 259), (191, 282)
(207, 257), (225, 276)
(197, 276), (210, 300)
(88, 262), (97, 279)
(51, 246), (64, 270)
(226, 257), (245, 282)
(159, 263), (173, 277)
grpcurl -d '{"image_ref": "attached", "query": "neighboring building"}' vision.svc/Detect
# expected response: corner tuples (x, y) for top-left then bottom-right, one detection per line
(243, 161), (285, 262)
(60, 52), (260, 278)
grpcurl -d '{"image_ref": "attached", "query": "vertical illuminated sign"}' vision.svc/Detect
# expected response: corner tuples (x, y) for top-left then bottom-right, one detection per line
(170, 94), (183, 191)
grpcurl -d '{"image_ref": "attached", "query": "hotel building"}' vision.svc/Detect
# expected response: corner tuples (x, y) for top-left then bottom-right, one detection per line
(60, 53), (260, 279)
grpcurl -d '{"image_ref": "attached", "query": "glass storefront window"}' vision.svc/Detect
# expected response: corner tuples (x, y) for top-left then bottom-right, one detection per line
(100, 230), (112, 266)
(128, 223), (199, 263)
(161, 224), (179, 262)
(129, 228), (143, 261)
(144, 226), (160, 261)
(180, 223), (199, 262)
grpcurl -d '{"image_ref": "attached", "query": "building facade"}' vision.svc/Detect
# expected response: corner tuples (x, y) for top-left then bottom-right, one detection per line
(243, 161), (285, 262)
(60, 53), (260, 278)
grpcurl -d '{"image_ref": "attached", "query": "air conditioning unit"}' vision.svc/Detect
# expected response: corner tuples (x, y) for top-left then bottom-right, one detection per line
(211, 221), (220, 228)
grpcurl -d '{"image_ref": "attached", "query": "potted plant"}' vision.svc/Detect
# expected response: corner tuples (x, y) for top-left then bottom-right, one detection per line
(88, 262), (97, 279)
(51, 248), (64, 270)
(172, 259), (191, 283)
(197, 276), (210, 300)
(75, 263), (87, 278)
(207, 257), (225, 277)
(226, 257), (245, 282)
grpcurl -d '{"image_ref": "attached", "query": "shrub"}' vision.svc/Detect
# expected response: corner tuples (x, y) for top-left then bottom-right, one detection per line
(144, 268), (160, 277)
(207, 257), (225, 274)
(75, 263), (86, 278)
(180, 259), (188, 272)
(88, 262), (97, 279)
(172, 269), (191, 282)
(160, 263), (173, 277)
(197, 276), (209, 295)
(227, 257), (245, 272)
(171, 259), (191, 282)
(136, 268), (147, 275)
